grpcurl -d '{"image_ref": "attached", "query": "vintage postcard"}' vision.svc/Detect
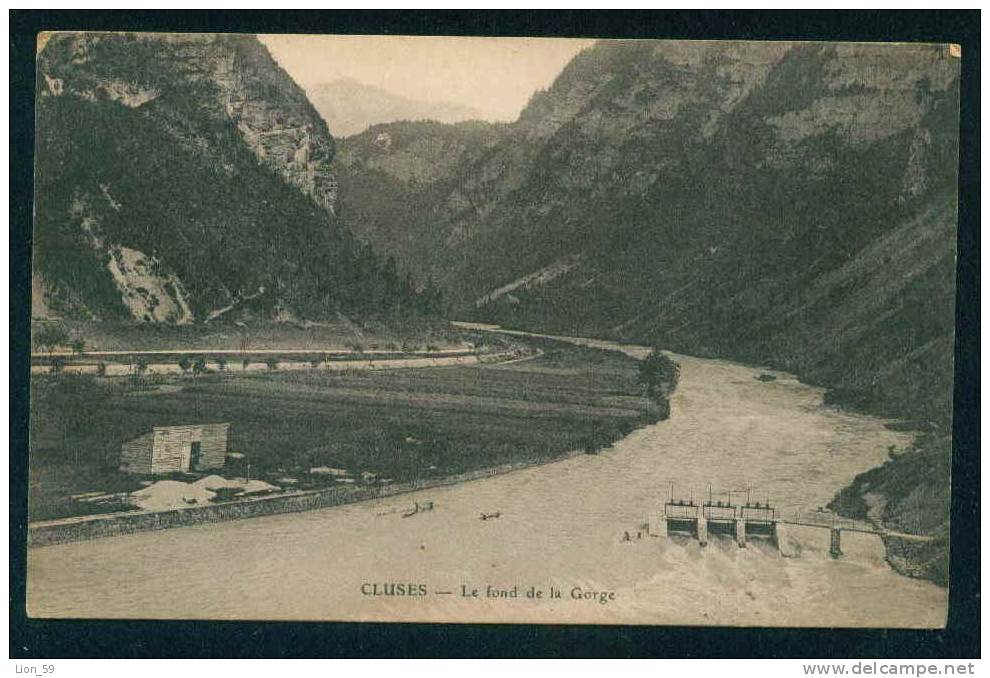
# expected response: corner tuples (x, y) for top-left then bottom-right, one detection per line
(26, 32), (960, 627)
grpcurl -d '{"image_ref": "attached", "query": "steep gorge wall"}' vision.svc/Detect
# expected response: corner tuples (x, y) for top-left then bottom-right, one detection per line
(342, 40), (960, 427)
(338, 40), (961, 582)
(33, 33), (347, 323)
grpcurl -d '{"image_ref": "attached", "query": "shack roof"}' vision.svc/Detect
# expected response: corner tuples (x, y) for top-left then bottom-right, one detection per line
(150, 422), (230, 432)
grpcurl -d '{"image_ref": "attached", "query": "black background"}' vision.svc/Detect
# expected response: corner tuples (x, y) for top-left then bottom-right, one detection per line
(9, 9), (980, 659)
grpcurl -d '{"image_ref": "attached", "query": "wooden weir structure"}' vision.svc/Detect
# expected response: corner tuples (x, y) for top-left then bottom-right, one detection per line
(648, 486), (932, 556)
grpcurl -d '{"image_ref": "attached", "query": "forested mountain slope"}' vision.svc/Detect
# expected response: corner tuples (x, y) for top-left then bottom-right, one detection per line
(341, 40), (960, 426)
(335, 119), (509, 277)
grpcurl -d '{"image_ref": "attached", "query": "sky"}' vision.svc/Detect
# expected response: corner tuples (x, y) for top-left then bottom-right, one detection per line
(259, 35), (596, 123)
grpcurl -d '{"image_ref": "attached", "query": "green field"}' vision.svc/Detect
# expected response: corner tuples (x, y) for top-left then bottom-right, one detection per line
(29, 339), (662, 521)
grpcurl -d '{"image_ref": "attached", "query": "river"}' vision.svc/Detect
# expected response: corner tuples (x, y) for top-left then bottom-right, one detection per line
(27, 331), (947, 626)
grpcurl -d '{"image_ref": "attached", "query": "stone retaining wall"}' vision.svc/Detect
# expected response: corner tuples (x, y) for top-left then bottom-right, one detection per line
(29, 451), (582, 547)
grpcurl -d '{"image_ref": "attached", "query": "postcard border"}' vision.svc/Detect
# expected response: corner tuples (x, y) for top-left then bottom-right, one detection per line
(9, 8), (980, 659)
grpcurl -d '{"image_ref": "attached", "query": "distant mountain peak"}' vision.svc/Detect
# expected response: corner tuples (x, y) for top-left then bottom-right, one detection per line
(305, 78), (483, 138)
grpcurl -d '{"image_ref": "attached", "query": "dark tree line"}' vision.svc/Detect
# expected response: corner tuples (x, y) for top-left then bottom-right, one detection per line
(637, 349), (680, 419)
(329, 243), (446, 319)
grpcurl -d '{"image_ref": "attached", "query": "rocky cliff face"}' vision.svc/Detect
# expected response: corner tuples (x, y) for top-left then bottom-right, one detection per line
(39, 33), (337, 219)
(33, 33), (416, 323)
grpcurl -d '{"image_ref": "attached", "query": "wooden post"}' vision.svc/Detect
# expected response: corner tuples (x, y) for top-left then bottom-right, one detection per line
(829, 527), (842, 558)
(696, 516), (708, 546)
(649, 511), (666, 537)
(735, 518), (747, 548)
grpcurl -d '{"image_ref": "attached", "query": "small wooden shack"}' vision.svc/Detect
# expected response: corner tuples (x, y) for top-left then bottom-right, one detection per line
(119, 423), (230, 475)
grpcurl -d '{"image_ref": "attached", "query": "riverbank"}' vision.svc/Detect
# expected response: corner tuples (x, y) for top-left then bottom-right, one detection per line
(29, 450), (587, 547)
(829, 431), (951, 586)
